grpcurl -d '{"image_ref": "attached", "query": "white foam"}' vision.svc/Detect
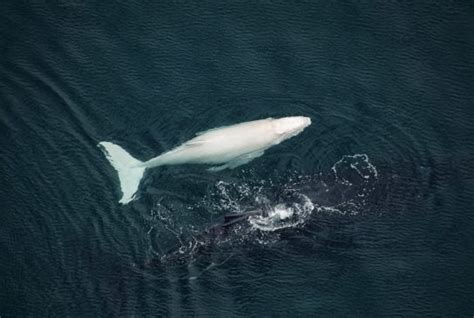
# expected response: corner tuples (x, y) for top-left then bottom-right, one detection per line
(249, 193), (314, 231)
(272, 204), (294, 220)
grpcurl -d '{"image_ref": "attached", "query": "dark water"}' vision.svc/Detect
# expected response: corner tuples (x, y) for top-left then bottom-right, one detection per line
(1, 1), (474, 316)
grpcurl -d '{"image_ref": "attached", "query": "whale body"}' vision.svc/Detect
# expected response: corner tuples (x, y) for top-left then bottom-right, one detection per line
(99, 116), (311, 204)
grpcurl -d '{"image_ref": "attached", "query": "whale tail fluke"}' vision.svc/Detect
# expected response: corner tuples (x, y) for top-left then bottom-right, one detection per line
(98, 141), (145, 204)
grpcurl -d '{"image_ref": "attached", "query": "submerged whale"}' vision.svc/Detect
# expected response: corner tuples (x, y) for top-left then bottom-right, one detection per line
(99, 116), (311, 204)
(150, 186), (357, 268)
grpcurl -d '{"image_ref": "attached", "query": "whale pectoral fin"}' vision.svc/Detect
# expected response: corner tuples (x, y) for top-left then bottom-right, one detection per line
(207, 151), (265, 172)
(183, 140), (206, 147)
(227, 150), (265, 169)
(207, 163), (230, 172)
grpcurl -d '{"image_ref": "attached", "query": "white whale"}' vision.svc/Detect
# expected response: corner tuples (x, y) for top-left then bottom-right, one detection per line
(99, 116), (311, 204)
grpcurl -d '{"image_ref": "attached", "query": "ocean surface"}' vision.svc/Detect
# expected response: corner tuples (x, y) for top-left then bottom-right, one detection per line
(1, 1), (473, 317)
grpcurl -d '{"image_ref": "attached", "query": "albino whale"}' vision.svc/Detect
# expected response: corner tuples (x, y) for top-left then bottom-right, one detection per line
(99, 116), (311, 204)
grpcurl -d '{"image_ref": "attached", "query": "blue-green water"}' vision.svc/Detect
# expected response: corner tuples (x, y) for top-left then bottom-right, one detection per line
(1, 1), (474, 316)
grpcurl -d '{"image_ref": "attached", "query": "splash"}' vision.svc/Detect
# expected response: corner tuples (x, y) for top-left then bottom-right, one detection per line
(320, 154), (378, 215)
(202, 154), (378, 232)
(331, 154), (378, 185)
(248, 192), (314, 231)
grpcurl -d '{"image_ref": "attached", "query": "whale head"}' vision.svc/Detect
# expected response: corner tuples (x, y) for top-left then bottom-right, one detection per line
(272, 116), (312, 140)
